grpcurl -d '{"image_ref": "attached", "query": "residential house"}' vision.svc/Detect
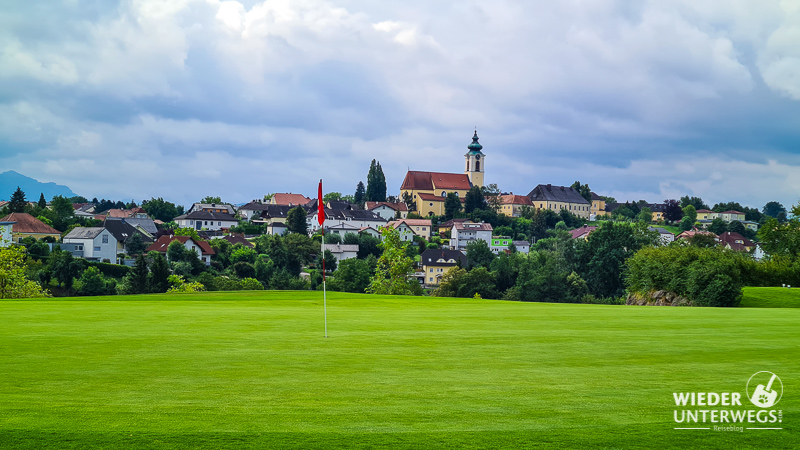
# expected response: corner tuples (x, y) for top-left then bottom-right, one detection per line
(742, 221), (759, 232)
(101, 208), (149, 219)
(400, 171), (473, 217)
(104, 218), (154, 258)
(386, 220), (416, 242)
(513, 241), (531, 253)
(569, 226), (597, 240)
(323, 244), (359, 263)
(146, 235), (215, 265)
(266, 222), (288, 236)
(187, 203), (235, 215)
(394, 219), (432, 239)
(366, 201), (409, 220)
(62, 227), (118, 262)
(325, 223), (363, 238)
(1, 220), (15, 247)
(72, 203), (96, 218)
(173, 211), (238, 231)
(498, 194), (533, 218)
(675, 230), (716, 240)
(717, 232), (756, 252)
(238, 202), (292, 222)
(120, 217), (158, 239)
(0, 213), (61, 243)
(450, 222), (493, 251)
(308, 208), (386, 235)
(649, 227), (675, 245)
(696, 209), (716, 221)
(212, 234), (254, 248)
(528, 184), (591, 219)
(646, 203), (667, 221)
(420, 248), (467, 287)
(718, 210), (746, 222)
(270, 193), (312, 206)
(436, 218), (470, 238)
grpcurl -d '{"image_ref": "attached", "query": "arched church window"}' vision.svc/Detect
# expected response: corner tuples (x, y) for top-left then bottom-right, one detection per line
(441, 191), (446, 197)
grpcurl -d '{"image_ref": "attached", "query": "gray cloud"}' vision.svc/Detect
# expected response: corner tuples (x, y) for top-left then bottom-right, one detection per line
(1, 0), (799, 208)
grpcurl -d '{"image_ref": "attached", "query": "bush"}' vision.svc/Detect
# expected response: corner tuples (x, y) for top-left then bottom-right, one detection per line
(239, 278), (264, 290)
(626, 246), (743, 307)
(86, 261), (130, 278)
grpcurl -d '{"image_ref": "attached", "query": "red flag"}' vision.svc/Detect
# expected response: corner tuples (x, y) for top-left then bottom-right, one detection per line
(317, 179), (325, 227)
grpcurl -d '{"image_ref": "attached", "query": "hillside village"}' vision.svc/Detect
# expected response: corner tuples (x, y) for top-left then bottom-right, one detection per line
(0, 131), (793, 299)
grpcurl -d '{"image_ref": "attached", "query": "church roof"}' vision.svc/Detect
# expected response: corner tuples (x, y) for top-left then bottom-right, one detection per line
(401, 171), (472, 191)
(466, 130), (484, 155)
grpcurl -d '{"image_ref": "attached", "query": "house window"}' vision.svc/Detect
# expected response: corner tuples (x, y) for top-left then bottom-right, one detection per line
(429, 277), (433, 282)
(190, 220), (194, 225)
(102, 235), (108, 244)
(77, 245), (83, 251)
(94, 246), (101, 252)
(218, 222), (221, 226)
(429, 268), (433, 273)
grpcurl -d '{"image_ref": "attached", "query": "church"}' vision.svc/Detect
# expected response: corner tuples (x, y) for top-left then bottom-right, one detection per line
(399, 131), (486, 217)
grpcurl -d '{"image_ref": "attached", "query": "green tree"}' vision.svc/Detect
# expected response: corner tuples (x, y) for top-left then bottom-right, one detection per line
(465, 239), (495, 269)
(444, 192), (462, 220)
(570, 181), (592, 203)
(762, 201), (786, 219)
(323, 192), (343, 203)
(329, 257), (375, 293)
(317, 249), (337, 273)
(125, 232), (147, 256)
(37, 193), (47, 209)
(357, 233), (381, 259)
(464, 186), (487, 214)
(166, 240), (187, 262)
(365, 159), (387, 202)
(200, 196), (222, 204)
(708, 218), (728, 235)
(682, 205), (697, 223)
(127, 254), (149, 294)
(679, 216), (694, 231)
(50, 249), (83, 290)
(637, 207), (653, 223)
(367, 226), (415, 295)
(0, 245), (49, 298)
(354, 181), (366, 206)
(727, 220), (746, 235)
(579, 221), (659, 299)
(481, 184), (502, 212)
(758, 203), (800, 259)
(77, 267), (108, 296)
(286, 206), (308, 235)
(9, 187), (27, 213)
(343, 232), (360, 245)
(148, 252), (170, 293)
(49, 195), (76, 231)
(141, 197), (184, 222)
(680, 196), (709, 210)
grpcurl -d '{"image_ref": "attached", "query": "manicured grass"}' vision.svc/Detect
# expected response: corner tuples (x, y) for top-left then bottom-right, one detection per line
(741, 286), (800, 308)
(1, 291), (798, 448)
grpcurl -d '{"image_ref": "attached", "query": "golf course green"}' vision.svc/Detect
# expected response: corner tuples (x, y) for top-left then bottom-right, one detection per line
(1, 291), (797, 448)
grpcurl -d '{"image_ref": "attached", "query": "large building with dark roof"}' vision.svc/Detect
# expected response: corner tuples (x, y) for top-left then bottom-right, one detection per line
(527, 184), (591, 219)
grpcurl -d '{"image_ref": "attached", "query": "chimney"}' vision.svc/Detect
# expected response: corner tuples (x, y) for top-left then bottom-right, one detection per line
(547, 184), (552, 190)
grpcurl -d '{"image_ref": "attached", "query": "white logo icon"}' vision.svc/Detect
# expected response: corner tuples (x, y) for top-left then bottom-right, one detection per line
(747, 371), (783, 408)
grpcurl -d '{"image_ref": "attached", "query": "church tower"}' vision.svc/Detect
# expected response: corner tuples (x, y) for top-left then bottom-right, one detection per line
(464, 130), (485, 187)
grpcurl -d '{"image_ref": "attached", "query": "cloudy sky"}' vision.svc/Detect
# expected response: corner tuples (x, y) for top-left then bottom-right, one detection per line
(2, 0), (800, 208)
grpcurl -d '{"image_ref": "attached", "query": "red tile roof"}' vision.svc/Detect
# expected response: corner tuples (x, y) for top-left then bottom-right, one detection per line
(0, 213), (61, 235)
(400, 171), (472, 191)
(569, 226), (597, 239)
(417, 193), (446, 202)
(272, 193), (311, 206)
(719, 210), (744, 215)
(146, 235), (215, 255)
(366, 201), (409, 211)
(498, 194), (533, 206)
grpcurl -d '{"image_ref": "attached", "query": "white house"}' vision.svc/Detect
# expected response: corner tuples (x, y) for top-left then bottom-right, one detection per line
(0, 220), (15, 247)
(649, 227), (675, 245)
(323, 244), (359, 262)
(387, 221), (416, 242)
(308, 209), (387, 234)
(63, 227), (118, 262)
(366, 202), (409, 220)
(450, 222), (493, 251)
(173, 211), (238, 231)
(393, 219), (433, 239)
(146, 235), (215, 265)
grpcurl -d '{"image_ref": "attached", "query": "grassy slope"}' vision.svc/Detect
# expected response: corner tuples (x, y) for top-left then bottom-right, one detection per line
(1, 291), (797, 449)
(741, 287), (800, 308)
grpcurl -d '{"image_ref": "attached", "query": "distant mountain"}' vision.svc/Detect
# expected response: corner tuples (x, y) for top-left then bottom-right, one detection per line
(0, 171), (77, 201)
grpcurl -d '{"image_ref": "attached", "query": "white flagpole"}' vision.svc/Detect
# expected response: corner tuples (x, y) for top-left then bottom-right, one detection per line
(322, 227), (327, 338)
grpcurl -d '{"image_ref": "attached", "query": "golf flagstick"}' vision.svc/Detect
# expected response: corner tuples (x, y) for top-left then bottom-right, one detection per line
(318, 179), (327, 338)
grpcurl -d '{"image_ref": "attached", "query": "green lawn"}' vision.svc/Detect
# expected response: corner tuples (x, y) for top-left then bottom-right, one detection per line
(1, 292), (797, 448)
(741, 286), (800, 308)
